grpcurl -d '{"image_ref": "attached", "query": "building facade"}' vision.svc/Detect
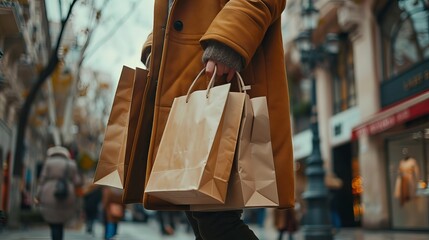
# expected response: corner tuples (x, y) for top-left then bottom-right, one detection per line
(1, 0), (117, 227)
(284, 0), (428, 230)
(0, 0), (52, 225)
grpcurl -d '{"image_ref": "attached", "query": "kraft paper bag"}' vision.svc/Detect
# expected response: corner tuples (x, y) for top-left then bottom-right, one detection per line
(145, 68), (245, 205)
(124, 68), (148, 184)
(94, 66), (146, 189)
(191, 79), (278, 211)
(122, 67), (155, 203)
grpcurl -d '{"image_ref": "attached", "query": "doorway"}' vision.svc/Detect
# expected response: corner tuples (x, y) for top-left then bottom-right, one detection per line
(332, 142), (361, 227)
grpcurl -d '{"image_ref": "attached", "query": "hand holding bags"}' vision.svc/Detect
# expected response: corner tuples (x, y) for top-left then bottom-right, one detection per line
(145, 68), (246, 205)
(191, 73), (279, 211)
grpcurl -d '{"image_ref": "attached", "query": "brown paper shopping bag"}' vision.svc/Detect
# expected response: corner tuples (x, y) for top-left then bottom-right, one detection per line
(123, 68), (148, 185)
(94, 66), (146, 189)
(122, 67), (155, 203)
(145, 68), (245, 205)
(191, 74), (279, 211)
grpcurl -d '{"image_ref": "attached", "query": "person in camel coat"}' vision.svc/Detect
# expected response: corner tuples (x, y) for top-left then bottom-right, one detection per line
(141, 1), (294, 239)
(102, 186), (125, 240)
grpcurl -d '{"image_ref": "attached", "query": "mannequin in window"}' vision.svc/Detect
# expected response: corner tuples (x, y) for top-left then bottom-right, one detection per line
(394, 148), (420, 206)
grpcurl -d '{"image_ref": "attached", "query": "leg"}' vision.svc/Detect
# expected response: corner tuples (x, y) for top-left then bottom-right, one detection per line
(185, 211), (203, 240)
(113, 222), (118, 237)
(257, 208), (266, 228)
(59, 224), (64, 240)
(156, 211), (166, 234)
(49, 223), (63, 240)
(191, 210), (258, 240)
(105, 222), (116, 240)
(86, 218), (94, 234)
(157, 211), (174, 235)
(168, 212), (176, 230)
(277, 230), (283, 240)
(331, 210), (341, 232)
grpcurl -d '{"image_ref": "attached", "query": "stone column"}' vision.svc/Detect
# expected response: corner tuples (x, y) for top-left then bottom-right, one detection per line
(315, 67), (333, 173)
(340, 0), (389, 228)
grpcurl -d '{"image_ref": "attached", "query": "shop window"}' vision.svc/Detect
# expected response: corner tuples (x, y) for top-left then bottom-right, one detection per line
(332, 34), (357, 114)
(380, 0), (429, 80)
(387, 127), (429, 229)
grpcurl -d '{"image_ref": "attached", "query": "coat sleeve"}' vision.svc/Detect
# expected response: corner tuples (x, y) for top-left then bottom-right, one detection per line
(200, 0), (286, 66)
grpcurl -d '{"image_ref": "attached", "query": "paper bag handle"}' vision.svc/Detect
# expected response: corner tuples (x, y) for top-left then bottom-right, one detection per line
(206, 71), (247, 95)
(185, 67), (248, 103)
(186, 66), (218, 103)
(234, 72), (249, 92)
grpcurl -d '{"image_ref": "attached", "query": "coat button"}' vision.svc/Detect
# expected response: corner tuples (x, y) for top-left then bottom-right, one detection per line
(173, 21), (183, 31)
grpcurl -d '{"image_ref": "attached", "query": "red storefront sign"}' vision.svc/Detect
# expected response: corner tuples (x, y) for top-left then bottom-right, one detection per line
(352, 93), (429, 140)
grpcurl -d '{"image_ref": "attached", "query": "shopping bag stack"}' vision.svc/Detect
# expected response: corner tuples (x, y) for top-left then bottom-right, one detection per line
(94, 66), (286, 210)
(145, 69), (279, 209)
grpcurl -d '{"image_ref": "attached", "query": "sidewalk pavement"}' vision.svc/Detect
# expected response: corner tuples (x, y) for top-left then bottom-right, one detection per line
(0, 220), (428, 240)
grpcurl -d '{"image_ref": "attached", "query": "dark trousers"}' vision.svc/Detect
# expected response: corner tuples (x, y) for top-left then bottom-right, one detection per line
(105, 222), (118, 240)
(49, 223), (64, 240)
(278, 230), (294, 240)
(86, 219), (95, 234)
(157, 211), (176, 235)
(185, 210), (258, 240)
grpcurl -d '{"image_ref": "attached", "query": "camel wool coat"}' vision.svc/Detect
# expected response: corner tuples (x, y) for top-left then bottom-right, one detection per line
(142, 0), (294, 210)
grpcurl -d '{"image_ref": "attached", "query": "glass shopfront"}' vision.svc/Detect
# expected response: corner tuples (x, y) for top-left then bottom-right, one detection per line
(386, 125), (429, 230)
(379, 0), (429, 108)
(380, 0), (429, 80)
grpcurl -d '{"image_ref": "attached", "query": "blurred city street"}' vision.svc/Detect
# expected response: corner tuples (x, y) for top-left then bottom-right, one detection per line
(1, 0), (429, 239)
(1, 220), (429, 240)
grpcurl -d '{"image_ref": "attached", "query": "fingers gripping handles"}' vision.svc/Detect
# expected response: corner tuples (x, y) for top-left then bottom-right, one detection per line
(185, 67), (247, 103)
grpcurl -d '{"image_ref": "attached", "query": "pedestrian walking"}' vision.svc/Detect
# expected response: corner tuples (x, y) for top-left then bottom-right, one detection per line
(325, 172), (343, 231)
(0, 209), (6, 232)
(35, 146), (83, 240)
(82, 183), (102, 235)
(102, 186), (125, 240)
(142, 0), (294, 239)
(274, 208), (299, 240)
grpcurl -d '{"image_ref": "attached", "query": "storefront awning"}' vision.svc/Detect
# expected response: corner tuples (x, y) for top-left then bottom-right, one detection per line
(352, 91), (429, 140)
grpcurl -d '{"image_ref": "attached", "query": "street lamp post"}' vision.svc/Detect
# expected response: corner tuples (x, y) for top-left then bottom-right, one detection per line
(294, 0), (338, 240)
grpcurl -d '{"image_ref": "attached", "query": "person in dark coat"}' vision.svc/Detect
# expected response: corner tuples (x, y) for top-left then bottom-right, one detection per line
(83, 183), (102, 235)
(274, 208), (299, 240)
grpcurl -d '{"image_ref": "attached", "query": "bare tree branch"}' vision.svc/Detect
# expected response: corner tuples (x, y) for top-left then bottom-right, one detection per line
(58, 0), (63, 19)
(13, 0), (79, 176)
(61, 0), (113, 146)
